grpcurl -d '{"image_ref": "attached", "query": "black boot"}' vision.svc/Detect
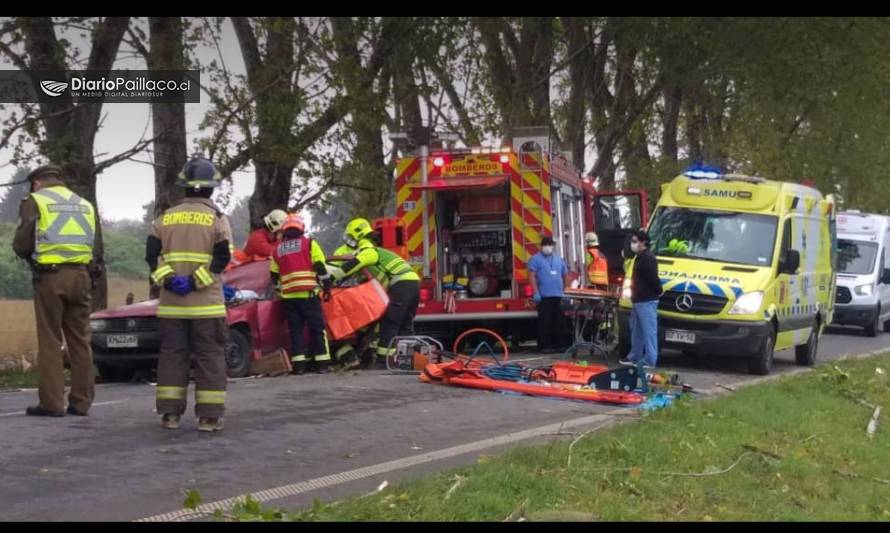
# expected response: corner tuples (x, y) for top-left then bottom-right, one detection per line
(291, 362), (306, 375)
(26, 406), (64, 417)
(316, 360), (332, 374)
(341, 351), (361, 370)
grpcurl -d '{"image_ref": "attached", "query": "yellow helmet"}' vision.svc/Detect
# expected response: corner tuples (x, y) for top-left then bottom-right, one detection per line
(344, 218), (373, 246)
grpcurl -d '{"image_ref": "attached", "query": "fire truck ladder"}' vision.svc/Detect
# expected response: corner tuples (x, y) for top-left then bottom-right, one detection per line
(518, 149), (547, 254)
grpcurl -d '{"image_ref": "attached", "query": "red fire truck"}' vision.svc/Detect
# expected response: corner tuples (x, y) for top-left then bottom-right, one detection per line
(376, 127), (648, 346)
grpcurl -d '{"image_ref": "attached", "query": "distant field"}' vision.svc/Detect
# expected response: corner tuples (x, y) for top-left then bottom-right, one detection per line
(0, 277), (148, 360)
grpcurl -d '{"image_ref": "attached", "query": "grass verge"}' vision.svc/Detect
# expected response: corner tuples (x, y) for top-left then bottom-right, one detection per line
(206, 353), (890, 521)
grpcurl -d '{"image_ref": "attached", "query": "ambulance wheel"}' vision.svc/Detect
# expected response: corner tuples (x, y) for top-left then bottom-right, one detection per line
(748, 327), (775, 376)
(794, 320), (819, 367)
(225, 328), (252, 378)
(864, 305), (880, 337)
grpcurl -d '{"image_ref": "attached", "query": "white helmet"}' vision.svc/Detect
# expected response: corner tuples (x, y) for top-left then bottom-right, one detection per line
(585, 232), (599, 247)
(263, 209), (288, 232)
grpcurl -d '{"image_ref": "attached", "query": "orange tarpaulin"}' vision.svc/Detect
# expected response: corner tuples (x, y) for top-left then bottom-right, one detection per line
(322, 279), (390, 340)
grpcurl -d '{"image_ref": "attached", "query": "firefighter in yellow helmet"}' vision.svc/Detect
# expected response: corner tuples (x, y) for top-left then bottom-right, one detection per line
(339, 218), (420, 367)
(12, 165), (97, 417)
(146, 157), (233, 432)
(585, 232), (609, 291)
(270, 213), (333, 374)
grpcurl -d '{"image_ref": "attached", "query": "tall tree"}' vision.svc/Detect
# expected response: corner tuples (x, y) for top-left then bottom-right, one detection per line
(0, 17), (132, 310)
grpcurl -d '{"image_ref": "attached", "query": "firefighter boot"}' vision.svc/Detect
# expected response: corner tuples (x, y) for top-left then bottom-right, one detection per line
(341, 350), (361, 370)
(359, 348), (375, 368)
(198, 417), (224, 432)
(315, 360), (332, 374)
(291, 362), (306, 375)
(161, 413), (181, 430)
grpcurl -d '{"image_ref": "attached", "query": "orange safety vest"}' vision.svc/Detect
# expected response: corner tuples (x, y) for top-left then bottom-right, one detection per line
(586, 247), (609, 286)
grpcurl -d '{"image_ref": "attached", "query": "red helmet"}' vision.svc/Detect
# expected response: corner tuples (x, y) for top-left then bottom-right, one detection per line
(281, 213), (305, 232)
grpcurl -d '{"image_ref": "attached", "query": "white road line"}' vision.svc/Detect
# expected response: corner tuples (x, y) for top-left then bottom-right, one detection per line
(0, 399), (128, 418)
(135, 411), (619, 522)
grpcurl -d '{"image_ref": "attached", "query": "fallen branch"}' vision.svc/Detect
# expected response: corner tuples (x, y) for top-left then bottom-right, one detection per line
(444, 475), (466, 501)
(866, 406), (882, 439)
(833, 469), (890, 485)
(592, 451), (756, 478)
(502, 498), (528, 522)
(716, 383), (736, 392)
(567, 421), (612, 468)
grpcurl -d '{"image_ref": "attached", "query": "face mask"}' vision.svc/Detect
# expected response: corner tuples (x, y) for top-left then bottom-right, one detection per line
(542, 245), (554, 255)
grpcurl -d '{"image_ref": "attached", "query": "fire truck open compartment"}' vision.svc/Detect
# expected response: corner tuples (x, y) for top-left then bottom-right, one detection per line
(431, 180), (514, 299)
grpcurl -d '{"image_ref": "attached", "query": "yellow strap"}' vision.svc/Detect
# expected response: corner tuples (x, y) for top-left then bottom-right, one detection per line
(157, 386), (186, 400)
(196, 390), (226, 404)
(151, 264), (175, 284)
(157, 304), (226, 317)
(163, 252), (212, 263)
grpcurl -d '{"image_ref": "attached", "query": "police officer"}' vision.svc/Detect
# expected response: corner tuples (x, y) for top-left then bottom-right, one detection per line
(146, 158), (232, 432)
(12, 165), (97, 417)
(339, 218), (420, 366)
(270, 214), (332, 374)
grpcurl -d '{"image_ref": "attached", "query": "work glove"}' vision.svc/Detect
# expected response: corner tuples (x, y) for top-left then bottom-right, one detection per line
(223, 285), (237, 302)
(164, 275), (194, 296)
(321, 275), (333, 302)
(533, 292), (542, 304)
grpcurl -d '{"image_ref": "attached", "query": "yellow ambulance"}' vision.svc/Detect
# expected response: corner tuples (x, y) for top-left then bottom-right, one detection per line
(618, 169), (836, 375)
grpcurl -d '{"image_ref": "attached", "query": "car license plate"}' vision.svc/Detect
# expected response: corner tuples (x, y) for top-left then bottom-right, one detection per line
(107, 334), (138, 348)
(665, 330), (696, 344)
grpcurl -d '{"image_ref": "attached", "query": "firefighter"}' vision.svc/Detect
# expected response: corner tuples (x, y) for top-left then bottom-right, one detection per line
(146, 157), (232, 432)
(270, 214), (333, 374)
(339, 218), (420, 367)
(585, 232), (609, 291)
(12, 165), (97, 417)
(242, 209), (286, 259)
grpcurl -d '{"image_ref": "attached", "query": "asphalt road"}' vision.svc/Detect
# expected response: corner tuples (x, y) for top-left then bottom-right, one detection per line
(1, 325), (888, 521)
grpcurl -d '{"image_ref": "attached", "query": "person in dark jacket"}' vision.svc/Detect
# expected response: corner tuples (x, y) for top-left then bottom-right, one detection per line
(621, 229), (663, 367)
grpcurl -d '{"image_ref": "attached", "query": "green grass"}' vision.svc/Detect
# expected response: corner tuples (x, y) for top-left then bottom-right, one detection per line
(0, 369), (40, 390)
(213, 353), (890, 521)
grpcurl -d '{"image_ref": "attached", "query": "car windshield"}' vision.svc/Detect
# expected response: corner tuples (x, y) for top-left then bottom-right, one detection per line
(837, 239), (878, 275)
(648, 207), (778, 267)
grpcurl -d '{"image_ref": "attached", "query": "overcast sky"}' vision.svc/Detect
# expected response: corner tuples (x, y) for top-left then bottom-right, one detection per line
(0, 18), (256, 221)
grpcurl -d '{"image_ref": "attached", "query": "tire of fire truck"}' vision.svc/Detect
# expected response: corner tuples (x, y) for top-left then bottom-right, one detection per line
(96, 362), (136, 383)
(225, 327), (252, 378)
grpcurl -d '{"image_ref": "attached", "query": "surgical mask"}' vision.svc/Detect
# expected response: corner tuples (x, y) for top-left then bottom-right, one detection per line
(630, 242), (642, 254)
(542, 245), (554, 255)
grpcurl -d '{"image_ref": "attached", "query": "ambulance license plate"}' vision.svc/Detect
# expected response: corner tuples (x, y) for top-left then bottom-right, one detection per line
(107, 335), (138, 348)
(665, 330), (696, 344)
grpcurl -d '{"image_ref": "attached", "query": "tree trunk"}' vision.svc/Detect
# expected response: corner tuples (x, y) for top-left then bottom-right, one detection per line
(15, 16), (130, 311)
(563, 17), (589, 170)
(661, 83), (682, 162)
(148, 17), (187, 216)
(250, 161), (295, 228)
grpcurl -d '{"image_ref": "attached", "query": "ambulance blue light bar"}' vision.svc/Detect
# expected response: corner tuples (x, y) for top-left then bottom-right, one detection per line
(682, 164), (723, 179)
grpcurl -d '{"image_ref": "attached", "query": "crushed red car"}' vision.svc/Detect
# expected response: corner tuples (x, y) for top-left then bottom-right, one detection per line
(89, 260), (387, 381)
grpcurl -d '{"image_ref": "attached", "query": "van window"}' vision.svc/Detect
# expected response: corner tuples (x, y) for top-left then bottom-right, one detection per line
(837, 239), (878, 275)
(781, 218), (792, 253)
(595, 194), (642, 230)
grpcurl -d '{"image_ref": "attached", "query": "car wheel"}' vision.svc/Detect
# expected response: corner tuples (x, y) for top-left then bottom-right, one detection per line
(865, 305), (880, 337)
(225, 328), (252, 378)
(794, 320), (819, 366)
(748, 326), (776, 376)
(96, 363), (135, 383)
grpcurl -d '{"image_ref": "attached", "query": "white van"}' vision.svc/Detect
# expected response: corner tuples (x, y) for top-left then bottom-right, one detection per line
(833, 211), (890, 336)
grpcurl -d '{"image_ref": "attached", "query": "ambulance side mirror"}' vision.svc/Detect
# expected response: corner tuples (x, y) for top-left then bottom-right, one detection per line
(779, 250), (800, 275)
(881, 269), (890, 285)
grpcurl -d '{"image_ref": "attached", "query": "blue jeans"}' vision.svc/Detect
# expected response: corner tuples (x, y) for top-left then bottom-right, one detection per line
(629, 299), (659, 367)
